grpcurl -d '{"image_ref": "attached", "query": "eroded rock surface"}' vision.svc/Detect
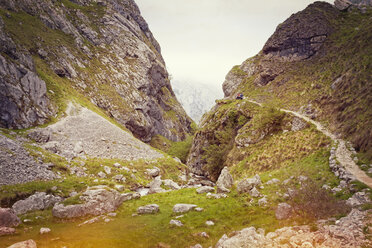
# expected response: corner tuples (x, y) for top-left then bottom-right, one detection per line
(52, 186), (139, 219)
(12, 192), (63, 215)
(0, 0), (192, 142)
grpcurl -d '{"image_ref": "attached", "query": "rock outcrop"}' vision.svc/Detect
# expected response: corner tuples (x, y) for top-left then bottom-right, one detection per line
(0, 0), (192, 142)
(52, 186), (139, 219)
(216, 209), (371, 248)
(12, 192), (63, 215)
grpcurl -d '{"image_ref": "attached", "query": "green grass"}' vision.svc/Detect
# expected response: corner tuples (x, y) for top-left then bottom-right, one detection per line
(0, 148), (346, 248)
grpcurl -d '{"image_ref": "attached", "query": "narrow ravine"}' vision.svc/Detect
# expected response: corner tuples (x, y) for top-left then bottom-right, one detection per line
(247, 99), (372, 188)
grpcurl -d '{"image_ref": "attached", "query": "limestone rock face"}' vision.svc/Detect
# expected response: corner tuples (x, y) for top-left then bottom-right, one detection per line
(0, 0), (192, 142)
(222, 2), (339, 97)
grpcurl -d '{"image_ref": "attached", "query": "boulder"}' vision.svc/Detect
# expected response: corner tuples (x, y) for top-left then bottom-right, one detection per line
(137, 204), (159, 214)
(258, 197), (268, 207)
(169, 219), (183, 227)
(6, 240), (37, 248)
(27, 128), (51, 143)
(206, 193), (227, 199)
(346, 192), (371, 207)
(216, 167), (234, 193)
(52, 186), (135, 219)
(196, 186), (215, 194)
(266, 178), (280, 185)
(249, 187), (260, 198)
(0, 227), (16, 236)
(146, 167), (160, 177)
(12, 192), (63, 215)
(173, 204), (197, 213)
(215, 227), (268, 248)
(39, 227), (51, 234)
(148, 176), (166, 194)
(237, 175), (261, 193)
(162, 179), (181, 190)
(275, 203), (293, 220)
(0, 208), (20, 227)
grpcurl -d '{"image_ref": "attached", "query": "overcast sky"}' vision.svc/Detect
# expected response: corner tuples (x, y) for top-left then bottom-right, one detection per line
(136, 0), (333, 90)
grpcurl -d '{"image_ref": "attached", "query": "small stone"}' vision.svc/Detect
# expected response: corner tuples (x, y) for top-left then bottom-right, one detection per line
(205, 220), (215, 226)
(0, 227), (16, 236)
(107, 213), (117, 217)
(196, 186), (215, 194)
(137, 204), (159, 214)
(173, 204), (197, 213)
(169, 219), (183, 227)
(97, 171), (106, 178)
(195, 207), (204, 212)
(113, 163), (121, 168)
(115, 185), (124, 191)
(40, 227), (51, 234)
(266, 178), (280, 185)
(104, 166), (111, 175)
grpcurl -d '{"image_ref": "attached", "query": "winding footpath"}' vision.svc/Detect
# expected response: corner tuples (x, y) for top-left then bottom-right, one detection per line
(247, 99), (372, 188)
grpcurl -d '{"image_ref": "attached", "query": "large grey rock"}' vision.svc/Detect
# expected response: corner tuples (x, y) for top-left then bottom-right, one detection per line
(6, 239), (37, 248)
(0, 208), (20, 227)
(196, 186), (215, 194)
(275, 203), (293, 220)
(162, 179), (181, 190)
(173, 204), (198, 213)
(146, 167), (160, 177)
(237, 175), (261, 193)
(346, 192), (371, 207)
(12, 192), (63, 215)
(215, 227), (269, 248)
(137, 204), (159, 214)
(148, 176), (166, 194)
(216, 167), (233, 193)
(52, 186), (136, 219)
(169, 219), (183, 227)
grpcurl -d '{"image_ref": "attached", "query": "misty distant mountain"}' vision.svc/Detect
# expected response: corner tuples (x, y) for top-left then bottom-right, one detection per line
(172, 81), (223, 123)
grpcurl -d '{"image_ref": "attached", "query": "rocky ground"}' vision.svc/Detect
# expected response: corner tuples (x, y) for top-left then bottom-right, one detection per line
(0, 134), (57, 185)
(33, 102), (163, 161)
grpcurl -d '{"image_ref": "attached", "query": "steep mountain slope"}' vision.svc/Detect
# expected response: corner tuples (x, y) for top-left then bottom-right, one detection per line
(222, 1), (372, 157)
(172, 80), (223, 123)
(0, 0), (192, 142)
(187, 1), (372, 180)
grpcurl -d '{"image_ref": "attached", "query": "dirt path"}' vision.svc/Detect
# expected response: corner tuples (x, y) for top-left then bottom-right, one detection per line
(247, 99), (372, 188)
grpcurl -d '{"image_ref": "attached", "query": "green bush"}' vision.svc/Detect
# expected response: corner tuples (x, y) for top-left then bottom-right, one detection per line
(168, 136), (193, 163)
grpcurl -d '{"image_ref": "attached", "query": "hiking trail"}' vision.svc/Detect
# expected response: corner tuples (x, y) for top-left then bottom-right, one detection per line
(246, 99), (372, 188)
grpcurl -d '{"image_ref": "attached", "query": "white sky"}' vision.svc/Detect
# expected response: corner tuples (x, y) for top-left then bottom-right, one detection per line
(136, 0), (334, 89)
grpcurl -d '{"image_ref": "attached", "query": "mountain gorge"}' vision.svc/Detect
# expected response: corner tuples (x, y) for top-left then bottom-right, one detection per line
(0, 0), (371, 248)
(0, 0), (192, 142)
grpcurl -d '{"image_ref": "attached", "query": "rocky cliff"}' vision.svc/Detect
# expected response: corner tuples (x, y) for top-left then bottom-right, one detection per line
(188, 1), (372, 178)
(0, 0), (192, 142)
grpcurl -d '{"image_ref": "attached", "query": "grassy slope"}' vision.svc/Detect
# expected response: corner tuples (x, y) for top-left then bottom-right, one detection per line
(0, 147), (353, 248)
(233, 9), (372, 159)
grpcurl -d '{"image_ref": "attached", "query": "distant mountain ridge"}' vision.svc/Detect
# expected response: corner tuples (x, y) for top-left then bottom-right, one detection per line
(172, 80), (222, 123)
